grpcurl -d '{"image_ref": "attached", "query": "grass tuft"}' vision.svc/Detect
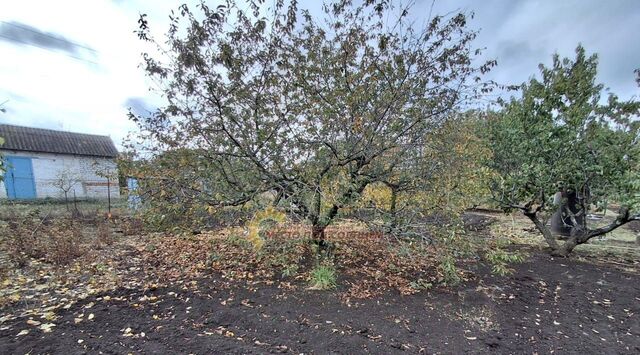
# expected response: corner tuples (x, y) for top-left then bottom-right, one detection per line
(308, 263), (337, 290)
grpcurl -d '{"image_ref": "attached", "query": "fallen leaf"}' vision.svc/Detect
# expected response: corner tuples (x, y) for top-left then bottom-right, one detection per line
(40, 323), (56, 333)
(42, 312), (56, 321)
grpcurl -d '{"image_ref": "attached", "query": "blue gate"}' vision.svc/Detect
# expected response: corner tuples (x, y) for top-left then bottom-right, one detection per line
(4, 156), (37, 199)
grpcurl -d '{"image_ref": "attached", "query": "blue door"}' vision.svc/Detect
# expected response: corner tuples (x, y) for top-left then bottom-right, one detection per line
(4, 156), (37, 199)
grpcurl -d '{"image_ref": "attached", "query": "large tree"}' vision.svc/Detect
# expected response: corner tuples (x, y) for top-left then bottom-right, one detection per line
(488, 45), (640, 256)
(129, 0), (494, 240)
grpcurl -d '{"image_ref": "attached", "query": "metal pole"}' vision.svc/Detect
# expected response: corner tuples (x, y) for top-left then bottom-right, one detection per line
(107, 176), (111, 216)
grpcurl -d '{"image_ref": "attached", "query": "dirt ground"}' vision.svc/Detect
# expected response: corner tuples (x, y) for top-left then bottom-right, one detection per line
(1, 250), (638, 354)
(1, 209), (639, 354)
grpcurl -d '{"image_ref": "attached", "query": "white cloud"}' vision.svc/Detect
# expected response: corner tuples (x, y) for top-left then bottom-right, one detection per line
(0, 0), (638, 152)
(0, 0), (179, 149)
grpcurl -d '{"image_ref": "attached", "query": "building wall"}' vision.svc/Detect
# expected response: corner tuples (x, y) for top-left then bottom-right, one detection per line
(0, 150), (120, 199)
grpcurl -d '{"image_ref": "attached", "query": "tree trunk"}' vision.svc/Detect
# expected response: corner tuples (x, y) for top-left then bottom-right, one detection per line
(311, 224), (326, 242)
(528, 207), (638, 257)
(524, 211), (560, 251)
(550, 190), (584, 237)
(389, 186), (398, 230)
(310, 223), (331, 254)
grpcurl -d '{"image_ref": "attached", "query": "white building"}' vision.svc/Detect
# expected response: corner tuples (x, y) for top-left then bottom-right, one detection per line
(0, 124), (120, 200)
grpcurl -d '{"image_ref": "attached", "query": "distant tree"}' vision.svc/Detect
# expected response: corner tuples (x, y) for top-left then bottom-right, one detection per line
(359, 111), (495, 238)
(52, 169), (80, 210)
(128, 0), (495, 241)
(488, 45), (640, 256)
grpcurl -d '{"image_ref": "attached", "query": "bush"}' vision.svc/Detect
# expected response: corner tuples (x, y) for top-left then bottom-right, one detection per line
(120, 216), (145, 236)
(45, 219), (84, 265)
(97, 219), (115, 246)
(430, 217), (471, 286)
(1, 210), (47, 267)
(0, 213), (85, 267)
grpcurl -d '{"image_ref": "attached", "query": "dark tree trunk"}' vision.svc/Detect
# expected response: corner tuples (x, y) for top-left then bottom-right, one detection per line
(389, 186), (398, 230)
(550, 190), (584, 237)
(311, 224), (326, 242)
(529, 206), (637, 257)
(524, 211), (560, 251)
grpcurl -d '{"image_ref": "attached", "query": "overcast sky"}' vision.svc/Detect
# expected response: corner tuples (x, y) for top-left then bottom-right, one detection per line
(0, 0), (638, 149)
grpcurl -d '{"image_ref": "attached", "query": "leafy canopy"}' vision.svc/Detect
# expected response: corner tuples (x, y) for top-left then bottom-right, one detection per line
(128, 0), (494, 235)
(488, 45), (640, 255)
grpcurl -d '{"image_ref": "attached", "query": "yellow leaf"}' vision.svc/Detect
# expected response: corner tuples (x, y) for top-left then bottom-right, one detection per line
(42, 312), (56, 321)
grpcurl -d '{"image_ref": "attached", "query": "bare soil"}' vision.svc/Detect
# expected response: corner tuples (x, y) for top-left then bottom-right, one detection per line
(1, 251), (638, 354)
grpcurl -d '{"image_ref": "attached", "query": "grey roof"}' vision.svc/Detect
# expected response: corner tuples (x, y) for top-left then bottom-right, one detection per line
(0, 124), (118, 158)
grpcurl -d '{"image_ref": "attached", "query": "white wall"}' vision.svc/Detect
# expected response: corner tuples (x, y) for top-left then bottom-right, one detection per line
(0, 149), (120, 199)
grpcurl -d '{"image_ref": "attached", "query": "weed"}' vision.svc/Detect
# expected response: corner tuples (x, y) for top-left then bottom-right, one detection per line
(409, 278), (433, 291)
(281, 264), (299, 278)
(206, 251), (220, 266)
(438, 255), (461, 286)
(226, 233), (252, 249)
(309, 263), (337, 290)
(121, 217), (145, 236)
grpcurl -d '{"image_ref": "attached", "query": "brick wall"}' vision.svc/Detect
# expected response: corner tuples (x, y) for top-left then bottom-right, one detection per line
(0, 150), (120, 199)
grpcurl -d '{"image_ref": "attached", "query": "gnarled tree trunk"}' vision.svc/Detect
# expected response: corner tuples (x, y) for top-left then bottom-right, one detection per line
(528, 206), (638, 257)
(550, 190), (584, 237)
